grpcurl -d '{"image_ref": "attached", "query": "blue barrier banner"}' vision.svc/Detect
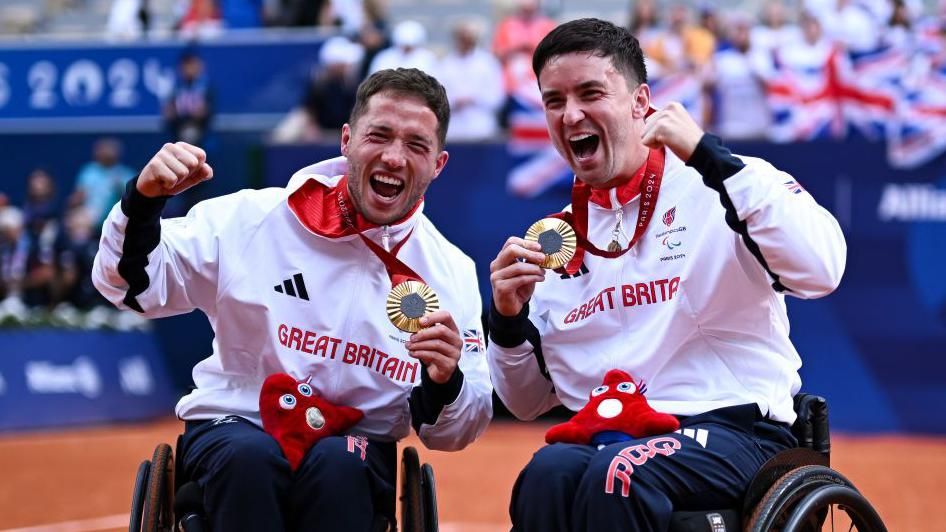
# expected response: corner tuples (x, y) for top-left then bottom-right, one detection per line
(0, 330), (178, 431)
(265, 140), (946, 434)
(0, 32), (323, 131)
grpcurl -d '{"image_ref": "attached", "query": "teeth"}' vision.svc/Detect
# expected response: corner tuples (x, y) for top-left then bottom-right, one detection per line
(569, 134), (593, 142)
(372, 174), (403, 186)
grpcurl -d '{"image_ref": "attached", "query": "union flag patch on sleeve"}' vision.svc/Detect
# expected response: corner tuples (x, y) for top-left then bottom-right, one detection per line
(783, 180), (805, 194)
(463, 329), (484, 352)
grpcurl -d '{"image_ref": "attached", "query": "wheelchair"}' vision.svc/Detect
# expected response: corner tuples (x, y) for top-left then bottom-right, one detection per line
(129, 435), (439, 532)
(667, 394), (887, 532)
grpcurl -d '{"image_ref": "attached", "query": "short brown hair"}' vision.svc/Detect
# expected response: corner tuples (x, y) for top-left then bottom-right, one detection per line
(349, 68), (451, 147)
(533, 18), (648, 87)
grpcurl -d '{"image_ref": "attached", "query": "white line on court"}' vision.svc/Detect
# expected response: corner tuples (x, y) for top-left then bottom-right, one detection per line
(0, 513), (128, 532)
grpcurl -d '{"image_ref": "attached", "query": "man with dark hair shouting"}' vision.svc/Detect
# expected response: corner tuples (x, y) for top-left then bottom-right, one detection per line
(487, 18), (846, 531)
(94, 68), (492, 531)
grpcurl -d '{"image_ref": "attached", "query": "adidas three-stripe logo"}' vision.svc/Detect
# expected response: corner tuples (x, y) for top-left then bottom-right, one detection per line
(274, 273), (309, 301)
(674, 428), (709, 448)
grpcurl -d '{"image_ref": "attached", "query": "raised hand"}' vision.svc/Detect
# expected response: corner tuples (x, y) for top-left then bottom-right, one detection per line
(641, 102), (705, 163)
(137, 142), (214, 198)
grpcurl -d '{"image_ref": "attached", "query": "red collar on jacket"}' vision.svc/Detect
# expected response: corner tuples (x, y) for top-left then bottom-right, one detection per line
(287, 175), (421, 238)
(586, 156), (648, 209)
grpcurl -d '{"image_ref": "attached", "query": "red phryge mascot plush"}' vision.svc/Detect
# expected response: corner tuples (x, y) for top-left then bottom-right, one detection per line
(259, 373), (364, 471)
(546, 369), (680, 448)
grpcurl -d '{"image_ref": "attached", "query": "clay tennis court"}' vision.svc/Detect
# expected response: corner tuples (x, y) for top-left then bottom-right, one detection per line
(1, 419), (943, 531)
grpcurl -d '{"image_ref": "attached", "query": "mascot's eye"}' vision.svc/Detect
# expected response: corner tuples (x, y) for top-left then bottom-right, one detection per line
(279, 394), (297, 409)
(297, 383), (313, 397)
(591, 385), (609, 397)
(617, 382), (637, 394)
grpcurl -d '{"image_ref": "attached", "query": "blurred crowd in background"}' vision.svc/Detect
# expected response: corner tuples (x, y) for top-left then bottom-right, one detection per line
(2, 0), (945, 328)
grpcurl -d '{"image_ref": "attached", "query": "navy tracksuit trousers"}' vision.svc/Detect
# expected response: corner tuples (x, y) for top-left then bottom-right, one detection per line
(511, 404), (796, 532)
(179, 415), (396, 532)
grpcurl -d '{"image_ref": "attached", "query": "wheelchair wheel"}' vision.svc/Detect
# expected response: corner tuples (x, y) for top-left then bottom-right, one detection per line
(782, 484), (887, 532)
(746, 465), (885, 532)
(129, 460), (151, 532)
(400, 446), (425, 532)
(421, 463), (438, 532)
(141, 443), (174, 532)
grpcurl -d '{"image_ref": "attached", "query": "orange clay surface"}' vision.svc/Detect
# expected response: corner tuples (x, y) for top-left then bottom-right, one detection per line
(1, 418), (943, 531)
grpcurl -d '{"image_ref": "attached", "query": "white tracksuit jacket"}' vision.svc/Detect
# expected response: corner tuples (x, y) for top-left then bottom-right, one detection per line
(93, 156), (492, 451)
(487, 135), (847, 425)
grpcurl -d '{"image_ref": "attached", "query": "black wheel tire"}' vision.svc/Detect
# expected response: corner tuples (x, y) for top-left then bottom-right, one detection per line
(142, 443), (174, 532)
(746, 465), (856, 532)
(783, 484), (887, 532)
(129, 460), (151, 532)
(421, 463), (438, 532)
(400, 446), (425, 532)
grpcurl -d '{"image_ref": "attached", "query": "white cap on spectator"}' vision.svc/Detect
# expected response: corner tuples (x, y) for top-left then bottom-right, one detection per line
(392, 20), (427, 48)
(0, 206), (23, 232)
(320, 36), (364, 66)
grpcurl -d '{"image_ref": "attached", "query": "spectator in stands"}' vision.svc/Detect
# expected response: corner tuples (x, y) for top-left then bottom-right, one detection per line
(885, 0), (915, 48)
(177, 0), (224, 39)
(751, 1), (802, 59)
(22, 169), (61, 236)
(354, 0), (390, 80)
(697, 3), (725, 48)
(776, 11), (834, 76)
(436, 18), (504, 142)
(368, 20), (436, 75)
(19, 169), (62, 308)
(106, 0), (150, 40)
(57, 206), (107, 310)
(164, 50), (214, 147)
(0, 206), (27, 309)
(705, 12), (770, 140)
(628, 0), (661, 51)
(492, 0), (556, 94)
(804, 0), (883, 52)
(326, 0), (364, 36)
(72, 138), (136, 229)
(645, 4), (716, 76)
(271, 36), (363, 143)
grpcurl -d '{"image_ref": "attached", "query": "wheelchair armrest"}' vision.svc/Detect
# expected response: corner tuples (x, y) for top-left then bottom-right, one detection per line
(791, 394), (831, 458)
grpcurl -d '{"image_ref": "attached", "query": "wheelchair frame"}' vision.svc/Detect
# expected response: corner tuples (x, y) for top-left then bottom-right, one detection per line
(668, 393), (887, 532)
(129, 438), (439, 532)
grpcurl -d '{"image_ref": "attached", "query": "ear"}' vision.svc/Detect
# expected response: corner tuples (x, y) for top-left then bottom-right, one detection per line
(340, 124), (352, 157)
(630, 84), (651, 119)
(431, 150), (449, 180)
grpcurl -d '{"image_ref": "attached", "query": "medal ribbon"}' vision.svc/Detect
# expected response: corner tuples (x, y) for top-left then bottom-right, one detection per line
(335, 187), (425, 288)
(550, 147), (666, 275)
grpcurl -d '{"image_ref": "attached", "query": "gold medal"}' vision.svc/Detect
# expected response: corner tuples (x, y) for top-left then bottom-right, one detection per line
(525, 218), (577, 270)
(386, 280), (440, 333)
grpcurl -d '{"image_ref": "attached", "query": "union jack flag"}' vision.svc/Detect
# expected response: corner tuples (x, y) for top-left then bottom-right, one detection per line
(505, 87), (571, 198)
(783, 180), (804, 194)
(462, 329), (484, 353)
(883, 53), (946, 168)
(767, 46), (896, 142)
(649, 72), (706, 129)
(768, 40), (946, 169)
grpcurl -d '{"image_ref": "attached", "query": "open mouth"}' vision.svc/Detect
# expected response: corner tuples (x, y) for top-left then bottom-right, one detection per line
(369, 173), (405, 199)
(569, 133), (600, 160)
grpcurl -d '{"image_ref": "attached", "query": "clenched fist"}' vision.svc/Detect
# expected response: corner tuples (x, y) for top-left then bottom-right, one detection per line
(137, 142), (214, 198)
(641, 102), (705, 163)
